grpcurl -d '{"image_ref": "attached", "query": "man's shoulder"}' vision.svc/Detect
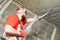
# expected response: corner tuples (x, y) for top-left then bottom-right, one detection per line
(7, 14), (18, 22)
(8, 14), (18, 18)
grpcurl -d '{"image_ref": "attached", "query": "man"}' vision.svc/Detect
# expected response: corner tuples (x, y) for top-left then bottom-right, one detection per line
(1, 6), (37, 40)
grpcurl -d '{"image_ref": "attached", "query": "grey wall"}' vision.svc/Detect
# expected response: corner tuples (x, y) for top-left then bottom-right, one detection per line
(14, 0), (60, 14)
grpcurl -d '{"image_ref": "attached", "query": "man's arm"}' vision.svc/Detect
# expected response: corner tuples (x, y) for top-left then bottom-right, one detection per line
(27, 15), (38, 23)
(27, 18), (34, 22)
(4, 24), (20, 36)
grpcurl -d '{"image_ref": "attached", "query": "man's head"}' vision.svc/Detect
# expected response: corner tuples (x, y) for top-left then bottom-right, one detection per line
(17, 6), (27, 20)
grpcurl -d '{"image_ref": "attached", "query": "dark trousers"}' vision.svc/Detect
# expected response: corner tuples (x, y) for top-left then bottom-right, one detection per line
(1, 37), (6, 40)
(1, 36), (22, 40)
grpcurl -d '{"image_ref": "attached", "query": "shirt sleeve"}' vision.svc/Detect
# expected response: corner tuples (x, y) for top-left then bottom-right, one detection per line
(6, 16), (18, 28)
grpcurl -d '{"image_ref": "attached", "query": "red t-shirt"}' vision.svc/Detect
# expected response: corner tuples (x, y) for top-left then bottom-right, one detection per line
(6, 14), (27, 30)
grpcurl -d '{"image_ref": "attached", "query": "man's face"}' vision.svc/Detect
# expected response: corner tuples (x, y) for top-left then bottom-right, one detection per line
(17, 7), (27, 20)
(21, 13), (27, 20)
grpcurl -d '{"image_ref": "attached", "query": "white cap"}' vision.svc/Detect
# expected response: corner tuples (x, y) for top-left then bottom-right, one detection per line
(17, 9), (26, 14)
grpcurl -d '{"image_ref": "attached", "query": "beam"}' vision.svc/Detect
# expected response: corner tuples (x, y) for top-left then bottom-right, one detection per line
(0, 0), (13, 17)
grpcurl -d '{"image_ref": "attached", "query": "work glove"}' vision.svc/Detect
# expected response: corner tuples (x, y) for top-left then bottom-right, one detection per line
(20, 30), (27, 37)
